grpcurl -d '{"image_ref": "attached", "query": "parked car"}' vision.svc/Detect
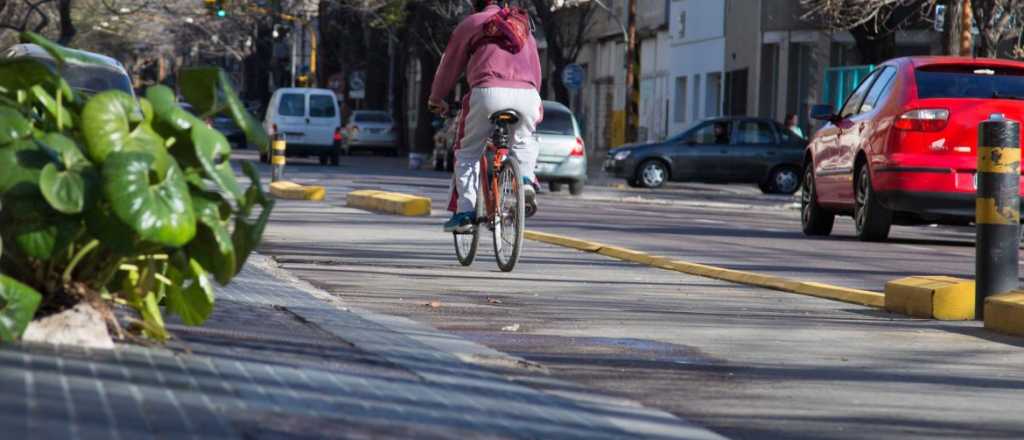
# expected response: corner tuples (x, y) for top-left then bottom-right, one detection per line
(535, 101), (587, 195)
(263, 87), (343, 166)
(212, 115), (247, 148)
(344, 110), (398, 156)
(802, 56), (1024, 242)
(604, 116), (806, 193)
(4, 43), (133, 98)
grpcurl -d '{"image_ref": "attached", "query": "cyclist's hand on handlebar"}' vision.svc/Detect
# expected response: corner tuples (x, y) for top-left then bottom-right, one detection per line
(428, 99), (449, 116)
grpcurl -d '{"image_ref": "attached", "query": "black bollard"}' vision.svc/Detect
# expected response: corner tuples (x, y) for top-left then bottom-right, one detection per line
(271, 133), (287, 182)
(976, 113), (1021, 319)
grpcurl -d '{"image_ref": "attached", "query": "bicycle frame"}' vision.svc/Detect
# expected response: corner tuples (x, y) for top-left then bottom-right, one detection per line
(478, 121), (513, 224)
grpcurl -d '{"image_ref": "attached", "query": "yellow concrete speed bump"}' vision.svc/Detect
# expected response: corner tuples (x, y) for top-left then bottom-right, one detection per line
(346, 189), (431, 216)
(596, 246), (659, 265)
(270, 181), (326, 201)
(984, 291), (1024, 336)
(524, 231), (602, 252)
(885, 276), (975, 320)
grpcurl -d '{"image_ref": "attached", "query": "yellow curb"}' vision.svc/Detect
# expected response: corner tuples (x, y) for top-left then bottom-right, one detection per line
(885, 276), (975, 320)
(985, 291), (1024, 336)
(270, 181), (326, 201)
(525, 229), (886, 308)
(346, 189), (431, 216)
(524, 231), (603, 252)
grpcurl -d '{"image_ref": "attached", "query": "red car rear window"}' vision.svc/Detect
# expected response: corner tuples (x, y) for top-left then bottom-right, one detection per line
(915, 65), (1024, 99)
(917, 64), (1024, 98)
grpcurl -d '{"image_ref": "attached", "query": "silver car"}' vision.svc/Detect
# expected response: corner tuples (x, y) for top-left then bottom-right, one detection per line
(344, 110), (398, 156)
(534, 101), (586, 195)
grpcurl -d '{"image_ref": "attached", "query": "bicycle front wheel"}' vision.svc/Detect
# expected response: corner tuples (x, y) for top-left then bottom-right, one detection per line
(453, 184), (484, 266)
(492, 158), (525, 272)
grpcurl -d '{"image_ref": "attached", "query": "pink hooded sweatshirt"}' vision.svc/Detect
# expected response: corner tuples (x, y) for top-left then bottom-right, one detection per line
(429, 5), (542, 103)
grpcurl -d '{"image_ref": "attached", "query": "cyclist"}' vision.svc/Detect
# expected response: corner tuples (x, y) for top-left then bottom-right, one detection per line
(429, 0), (542, 233)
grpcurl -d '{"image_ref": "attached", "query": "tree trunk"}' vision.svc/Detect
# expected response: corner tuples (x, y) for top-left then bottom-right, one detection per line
(56, 0), (74, 45)
(413, 50), (438, 155)
(942, 0), (961, 55)
(550, 63), (570, 106)
(849, 25), (896, 64)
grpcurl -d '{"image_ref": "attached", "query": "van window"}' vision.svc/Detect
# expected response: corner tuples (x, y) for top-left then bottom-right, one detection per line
(536, 109), (575, 135)
(916, 65), (1024, 99)
(354, 112), (393, 123)
(278, 94), (305, 117)
(309, 95), (336, 118)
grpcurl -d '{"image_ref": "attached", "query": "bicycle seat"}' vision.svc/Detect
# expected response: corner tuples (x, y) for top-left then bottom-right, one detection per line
(489, 110), (521, 125)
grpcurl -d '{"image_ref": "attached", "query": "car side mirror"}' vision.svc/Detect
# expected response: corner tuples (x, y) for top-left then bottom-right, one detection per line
(810, 104), (836, 122)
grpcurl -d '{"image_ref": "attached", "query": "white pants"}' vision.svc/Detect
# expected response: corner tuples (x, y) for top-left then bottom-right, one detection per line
(452, 87), (542, 213)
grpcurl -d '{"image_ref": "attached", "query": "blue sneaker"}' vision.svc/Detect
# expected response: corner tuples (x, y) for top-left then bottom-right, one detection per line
(444, 211), (475, 233)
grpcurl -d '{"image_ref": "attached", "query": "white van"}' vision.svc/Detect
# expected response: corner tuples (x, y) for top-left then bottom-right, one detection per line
(263, 87), (343, 165)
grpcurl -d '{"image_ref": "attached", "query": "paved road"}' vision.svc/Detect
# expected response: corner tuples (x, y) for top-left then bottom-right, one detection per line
(255, 151), (985, 292)
(248, 151), (1024, 439)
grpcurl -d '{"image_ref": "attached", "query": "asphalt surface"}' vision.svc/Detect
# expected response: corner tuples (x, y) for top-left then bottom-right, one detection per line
(244, 150), (1024, 439)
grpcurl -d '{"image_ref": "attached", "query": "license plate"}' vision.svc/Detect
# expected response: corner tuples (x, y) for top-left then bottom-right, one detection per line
(535, 163), (555, 173)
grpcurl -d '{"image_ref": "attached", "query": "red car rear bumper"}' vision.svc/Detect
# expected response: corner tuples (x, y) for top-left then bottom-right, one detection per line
(873, 166), (1024, 221)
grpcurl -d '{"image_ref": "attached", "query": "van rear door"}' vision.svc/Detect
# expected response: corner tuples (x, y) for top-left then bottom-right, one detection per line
(307, 92), (339, 146)
(276, 92), (307, 144)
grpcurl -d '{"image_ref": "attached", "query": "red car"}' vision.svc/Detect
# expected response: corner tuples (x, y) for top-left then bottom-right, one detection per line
(803, 56), (1024, 241)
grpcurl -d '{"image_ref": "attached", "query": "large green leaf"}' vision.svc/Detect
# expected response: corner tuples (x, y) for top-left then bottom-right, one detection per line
(37, 133), (95, 214)
(0, 106), (31, 145)
(0, 275), (42, 342)
(84, 202), (137, 255)
(178, 67), (226, 117)
(0, 139), (48, 197)
(19, 31), (95, 67)
(188, 191), (236, 285)
(146, 85), (202, 133)
(191, 124), (242, 203)
(1, 196), (76, 260)
(103, 151), (196, 247)
(232, 197), (274, 275)
(239, 160), (269, 215)
(0, 58), (61, 99)
(164, 257), (215, 326)
(80, 90), (143, 163)
(179, 67), (269, 152)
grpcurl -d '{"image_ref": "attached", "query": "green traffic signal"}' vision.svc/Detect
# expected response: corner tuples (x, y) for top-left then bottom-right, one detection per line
(217, 9), (227, 17)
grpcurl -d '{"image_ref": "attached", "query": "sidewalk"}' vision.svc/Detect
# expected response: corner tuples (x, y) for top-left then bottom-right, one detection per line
(0, 254), (723, 439)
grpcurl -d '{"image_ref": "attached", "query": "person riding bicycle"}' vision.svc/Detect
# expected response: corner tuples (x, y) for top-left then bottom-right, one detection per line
(429, 0), (543, 233)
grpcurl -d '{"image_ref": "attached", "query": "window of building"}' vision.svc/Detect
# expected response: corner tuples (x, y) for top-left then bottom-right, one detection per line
(759, 44), (779, 119)
(706, 72), (722, 117)
(674, 76), (688, 123)
(691, 74), (702, 122)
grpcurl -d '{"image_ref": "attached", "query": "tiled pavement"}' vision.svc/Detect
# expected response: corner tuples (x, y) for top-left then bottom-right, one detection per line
(0, 255), (723, 439)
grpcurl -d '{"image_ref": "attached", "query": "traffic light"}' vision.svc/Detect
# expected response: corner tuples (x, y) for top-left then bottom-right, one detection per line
(204, 0), (227, 17)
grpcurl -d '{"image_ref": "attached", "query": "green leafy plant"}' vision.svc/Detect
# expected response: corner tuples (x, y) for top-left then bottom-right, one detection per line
(0, 33), (273, 342)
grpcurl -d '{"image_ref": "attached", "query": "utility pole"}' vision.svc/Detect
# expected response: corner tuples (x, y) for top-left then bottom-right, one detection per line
(624, 0), (639, 144)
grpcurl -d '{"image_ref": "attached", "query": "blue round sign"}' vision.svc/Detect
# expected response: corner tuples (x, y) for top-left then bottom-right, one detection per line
(562, 64), (584, 91)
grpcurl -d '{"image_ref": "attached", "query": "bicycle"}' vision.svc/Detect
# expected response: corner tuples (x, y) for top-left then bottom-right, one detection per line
(453, 109), (526, 272)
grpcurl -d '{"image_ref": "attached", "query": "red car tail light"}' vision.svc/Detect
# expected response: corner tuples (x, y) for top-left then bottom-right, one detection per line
(894, 109), (949, 132)
(333, 127), (343, 142)
(570, 137), (585, 157)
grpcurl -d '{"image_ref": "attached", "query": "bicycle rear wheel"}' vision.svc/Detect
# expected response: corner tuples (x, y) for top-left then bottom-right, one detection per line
(453, 182), (484, 266)
(492, 158), (524, 272)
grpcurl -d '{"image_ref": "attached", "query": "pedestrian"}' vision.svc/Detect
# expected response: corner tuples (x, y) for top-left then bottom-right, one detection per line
(784, 113), (805, 139)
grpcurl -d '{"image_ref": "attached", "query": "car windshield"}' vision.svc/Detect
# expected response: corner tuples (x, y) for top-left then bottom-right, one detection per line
(354, 112), (392, 123)
(46, 60), (133, 95)
(278, 94), (305, 117)
(536, 109), (575, 135)
(916, 65), (1024, 99)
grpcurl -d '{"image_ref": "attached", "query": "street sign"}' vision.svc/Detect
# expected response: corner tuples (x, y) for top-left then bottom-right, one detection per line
(349, 70), (366, 100)
(562, 64), (584, 91)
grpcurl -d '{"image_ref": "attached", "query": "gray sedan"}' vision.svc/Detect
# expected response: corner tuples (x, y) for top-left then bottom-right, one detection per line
(604, 117), (806, 194)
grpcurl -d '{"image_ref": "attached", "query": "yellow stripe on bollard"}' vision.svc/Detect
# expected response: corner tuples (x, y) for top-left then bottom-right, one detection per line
(976, 197), (1020, 225)
(977, 147), (1021, 173)
(272, 140), (287, 151)
(271, 156), (286, 165)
